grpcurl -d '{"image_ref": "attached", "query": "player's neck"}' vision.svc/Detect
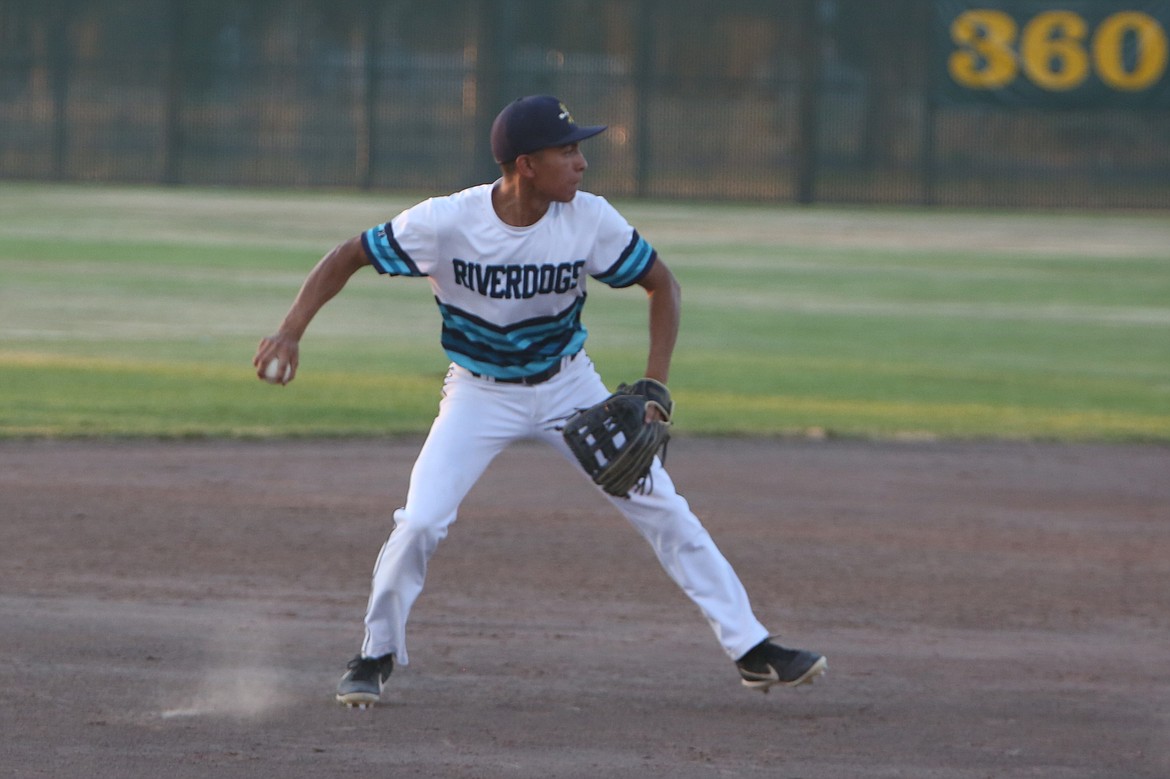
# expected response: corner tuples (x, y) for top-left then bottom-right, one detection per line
(491, 178), (551, 227)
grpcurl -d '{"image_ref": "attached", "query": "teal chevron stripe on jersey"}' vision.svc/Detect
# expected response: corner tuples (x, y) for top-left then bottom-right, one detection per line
(594, 231), (656, 288)
(438, 297), (586, 354)
(362, 223), (424, 276)
(436, 297), (588, 377)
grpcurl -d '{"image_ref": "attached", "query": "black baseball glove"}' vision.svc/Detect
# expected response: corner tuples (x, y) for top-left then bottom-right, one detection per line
(562, 379), (673, 498)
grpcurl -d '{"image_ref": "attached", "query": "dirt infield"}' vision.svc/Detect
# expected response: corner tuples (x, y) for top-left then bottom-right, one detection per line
(1, 437), (1167, 778)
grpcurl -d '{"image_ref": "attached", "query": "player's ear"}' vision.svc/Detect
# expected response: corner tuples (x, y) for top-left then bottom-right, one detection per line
(514, 153), (538, 179)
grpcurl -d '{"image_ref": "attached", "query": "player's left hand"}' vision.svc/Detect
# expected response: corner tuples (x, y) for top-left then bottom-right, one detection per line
(562, 378), (674, 498)
(645, 404), (668, 424)
(630, 378), (673, 424)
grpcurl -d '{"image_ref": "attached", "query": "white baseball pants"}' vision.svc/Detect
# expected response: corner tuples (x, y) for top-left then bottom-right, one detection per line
(360, 352), (770, 665)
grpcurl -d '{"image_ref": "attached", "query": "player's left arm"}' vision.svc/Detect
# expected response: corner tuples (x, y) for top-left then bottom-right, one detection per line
(636, 257), (681, 420)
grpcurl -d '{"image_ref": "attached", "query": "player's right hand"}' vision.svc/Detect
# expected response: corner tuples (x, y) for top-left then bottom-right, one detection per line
(253, 334), (300, 385)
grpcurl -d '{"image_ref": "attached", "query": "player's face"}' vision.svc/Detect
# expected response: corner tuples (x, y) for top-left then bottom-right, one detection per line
(524, 143), (588, 202)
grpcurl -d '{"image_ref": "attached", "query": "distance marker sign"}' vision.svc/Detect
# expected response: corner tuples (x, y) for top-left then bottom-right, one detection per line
(936, 0), (1170, 108)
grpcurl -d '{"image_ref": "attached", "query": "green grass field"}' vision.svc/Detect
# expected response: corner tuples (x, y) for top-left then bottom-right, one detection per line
(2, 182), (1168, 441)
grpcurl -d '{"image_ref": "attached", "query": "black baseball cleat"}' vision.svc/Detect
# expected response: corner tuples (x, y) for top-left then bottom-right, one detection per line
(336, 653), (394, 708)
(735, 640), (827, 692)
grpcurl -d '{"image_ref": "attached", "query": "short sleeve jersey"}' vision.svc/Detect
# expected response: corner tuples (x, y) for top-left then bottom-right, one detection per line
(360, 183), (657, 379)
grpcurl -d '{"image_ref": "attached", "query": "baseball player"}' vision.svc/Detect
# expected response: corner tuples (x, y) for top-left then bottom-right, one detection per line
(253, 95), (826, 707)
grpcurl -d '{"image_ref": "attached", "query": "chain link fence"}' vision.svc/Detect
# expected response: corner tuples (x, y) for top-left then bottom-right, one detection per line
(2, 0), (1168, 208)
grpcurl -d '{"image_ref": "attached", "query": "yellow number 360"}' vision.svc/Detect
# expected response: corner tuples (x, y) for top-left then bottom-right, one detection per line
(949, 8), (1169, 92)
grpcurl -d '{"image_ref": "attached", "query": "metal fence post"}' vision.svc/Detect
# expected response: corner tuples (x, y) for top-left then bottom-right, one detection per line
(357, 0), (379, 190)
(48, 0), (73, 181)
(794, 0), (820, 204)
(918, 0), (936, 206)
(634, 0), (656, 198)
(162, 0), (185, 185)
(472, 0), (510, 183)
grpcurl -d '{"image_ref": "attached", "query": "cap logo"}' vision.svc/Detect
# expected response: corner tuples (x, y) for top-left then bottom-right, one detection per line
(558, 103), (574, 124)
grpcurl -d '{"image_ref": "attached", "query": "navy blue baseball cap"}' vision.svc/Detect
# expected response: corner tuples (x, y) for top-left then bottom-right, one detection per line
(490, 95), (607, 164)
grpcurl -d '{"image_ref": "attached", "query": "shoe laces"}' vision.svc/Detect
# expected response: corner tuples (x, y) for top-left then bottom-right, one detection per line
(345, 655), (382, 681)
(738, 641), (796, 671)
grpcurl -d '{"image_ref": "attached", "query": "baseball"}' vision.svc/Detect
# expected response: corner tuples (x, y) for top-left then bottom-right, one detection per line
(264, 357), (290, 384)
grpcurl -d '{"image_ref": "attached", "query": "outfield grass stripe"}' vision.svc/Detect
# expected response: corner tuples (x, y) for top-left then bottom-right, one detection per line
(689, 292), (1170, 326)
(682, 393), (1170, 441)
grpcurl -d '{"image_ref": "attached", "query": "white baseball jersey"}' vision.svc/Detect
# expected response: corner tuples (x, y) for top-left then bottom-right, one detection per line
(360, 183), (657, 380)
(349, 182), (772, 669)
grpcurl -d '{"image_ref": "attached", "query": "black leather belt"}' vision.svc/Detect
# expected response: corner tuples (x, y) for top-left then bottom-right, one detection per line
(472, 352), (577, 386)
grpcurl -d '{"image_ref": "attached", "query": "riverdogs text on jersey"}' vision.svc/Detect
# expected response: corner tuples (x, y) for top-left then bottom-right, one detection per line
(452, 258), (586, 300)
